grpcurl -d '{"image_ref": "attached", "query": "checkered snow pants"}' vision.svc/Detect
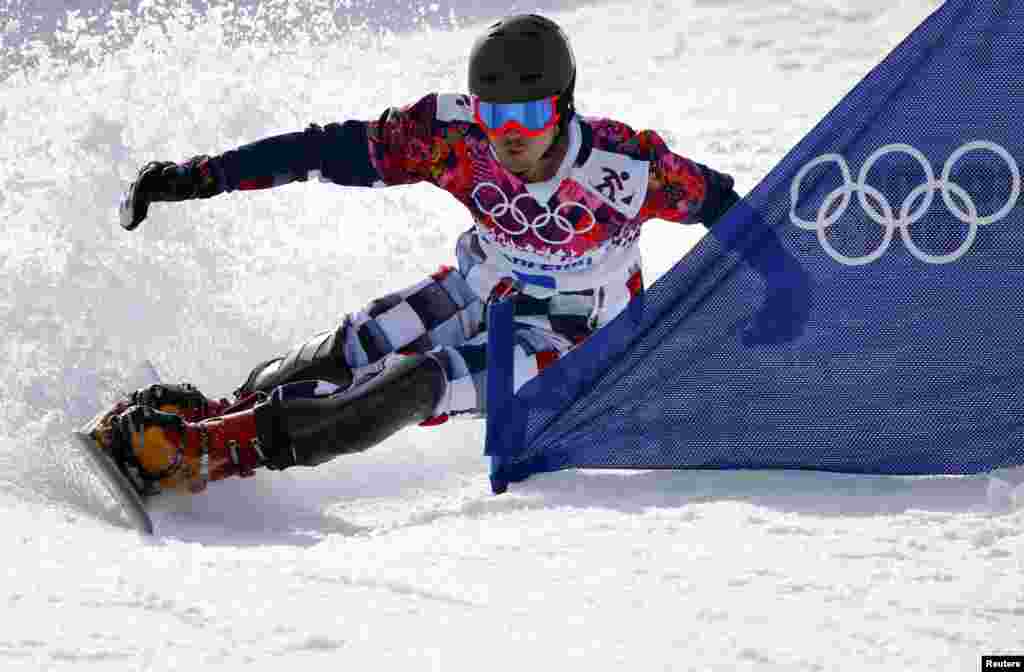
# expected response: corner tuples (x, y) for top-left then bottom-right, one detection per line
(334, 263), (603, 422)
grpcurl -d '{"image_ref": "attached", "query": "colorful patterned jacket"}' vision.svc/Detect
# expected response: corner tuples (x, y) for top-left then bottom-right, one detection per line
(207, 93), (738, 308)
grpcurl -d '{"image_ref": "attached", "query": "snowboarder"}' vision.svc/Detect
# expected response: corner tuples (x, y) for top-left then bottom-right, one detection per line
(92, 14), (741, 496)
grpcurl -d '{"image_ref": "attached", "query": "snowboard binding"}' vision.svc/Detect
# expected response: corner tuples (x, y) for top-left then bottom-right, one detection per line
(85, 383), (266, 496)
(96, 405), (190, 497)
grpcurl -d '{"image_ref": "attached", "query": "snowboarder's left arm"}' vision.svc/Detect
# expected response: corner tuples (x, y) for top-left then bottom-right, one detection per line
(613, 125), (739, 227)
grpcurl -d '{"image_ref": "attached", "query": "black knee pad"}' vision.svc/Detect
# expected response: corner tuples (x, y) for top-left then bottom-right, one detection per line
(257, 354), (447, 470)
(236, 325), (353, 398)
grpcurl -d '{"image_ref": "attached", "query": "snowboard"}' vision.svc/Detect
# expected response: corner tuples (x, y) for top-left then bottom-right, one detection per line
(68, 361), (162, 535)
(70, 427), (154, 535)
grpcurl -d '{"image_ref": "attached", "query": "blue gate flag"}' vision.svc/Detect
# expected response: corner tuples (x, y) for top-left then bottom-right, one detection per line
(485, 0), (1024, 494)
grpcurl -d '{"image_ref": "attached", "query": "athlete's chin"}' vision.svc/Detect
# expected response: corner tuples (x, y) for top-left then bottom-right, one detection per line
(501, 157), (532, 174)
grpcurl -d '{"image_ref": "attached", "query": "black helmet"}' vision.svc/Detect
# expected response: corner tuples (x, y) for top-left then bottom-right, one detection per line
(468, 14), (577, 135)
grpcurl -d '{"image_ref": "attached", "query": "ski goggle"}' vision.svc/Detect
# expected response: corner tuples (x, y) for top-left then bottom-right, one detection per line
(472, 95), (560, 137)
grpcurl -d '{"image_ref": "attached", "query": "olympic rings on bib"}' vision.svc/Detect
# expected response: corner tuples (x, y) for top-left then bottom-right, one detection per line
(790, 141), (1020, 266)
(472, 182), (596, 246)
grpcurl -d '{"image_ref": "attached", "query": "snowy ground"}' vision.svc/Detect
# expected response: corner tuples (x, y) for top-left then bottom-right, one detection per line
(1, 0), (1022, 669)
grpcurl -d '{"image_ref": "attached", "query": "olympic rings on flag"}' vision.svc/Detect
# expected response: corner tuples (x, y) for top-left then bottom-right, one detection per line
(789, 141), (1020, 265)
(471, 182), (596, 246)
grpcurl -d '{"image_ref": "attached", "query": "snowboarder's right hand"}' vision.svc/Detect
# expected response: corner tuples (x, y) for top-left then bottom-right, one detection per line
(119, 156), (221, 230)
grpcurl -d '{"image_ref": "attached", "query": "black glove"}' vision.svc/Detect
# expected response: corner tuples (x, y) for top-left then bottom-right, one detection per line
(118, 155), (221, 230)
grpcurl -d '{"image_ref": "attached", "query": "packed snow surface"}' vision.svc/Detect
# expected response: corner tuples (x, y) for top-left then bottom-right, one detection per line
(0, 0), (1021, 669)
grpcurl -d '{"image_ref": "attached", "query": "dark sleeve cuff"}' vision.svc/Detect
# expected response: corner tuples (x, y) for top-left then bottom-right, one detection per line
(211, 121), (380, 192)
(695, 164), (740, 227)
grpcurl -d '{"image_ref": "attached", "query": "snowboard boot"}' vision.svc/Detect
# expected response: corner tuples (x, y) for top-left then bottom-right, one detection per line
(90, 397), (272, 496)
(87, 351), (446, 494)
(125, 382), (237, 422)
